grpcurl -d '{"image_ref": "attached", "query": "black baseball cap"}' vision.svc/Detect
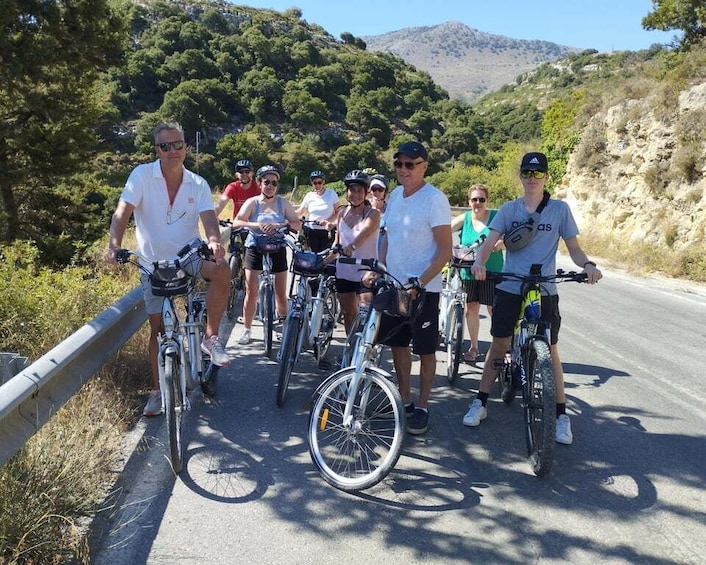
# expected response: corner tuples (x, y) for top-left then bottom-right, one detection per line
(394, 141), (428, 162)
(520, 152), (548, 172)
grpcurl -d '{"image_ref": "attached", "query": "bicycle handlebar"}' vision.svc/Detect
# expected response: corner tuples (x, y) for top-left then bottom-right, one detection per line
(486, 269), (588, 284)
(116, 239), (212, 269)
(337, 256), (388, 274)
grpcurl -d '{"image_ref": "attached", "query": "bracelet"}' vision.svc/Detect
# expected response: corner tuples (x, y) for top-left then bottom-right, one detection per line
(583, 261), (596, 268)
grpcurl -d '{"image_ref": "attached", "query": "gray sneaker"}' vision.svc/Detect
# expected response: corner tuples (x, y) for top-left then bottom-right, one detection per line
(143, 390), (163, 417)
(201, 335), (230, 366)
(556, 414), (574, 445)
(462, 399), (487, 427)
(237, 328), (251, 345)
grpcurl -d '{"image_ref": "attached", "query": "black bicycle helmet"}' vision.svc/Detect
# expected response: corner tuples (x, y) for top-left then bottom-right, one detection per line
(343, 169), (370, 188)
(309, 170), (325, 181)
(255, 165), (280, 180)
(236, 159), (252, 172)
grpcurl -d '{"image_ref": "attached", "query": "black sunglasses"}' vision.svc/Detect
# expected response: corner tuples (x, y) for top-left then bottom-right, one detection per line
(470, 197), (486, 203)
(262, 179), (278, 187)
(156, 140), (185, 152)
(393, 159), (423, 170)
(520, 170), (547, 179)
(371, 186), (386, 193)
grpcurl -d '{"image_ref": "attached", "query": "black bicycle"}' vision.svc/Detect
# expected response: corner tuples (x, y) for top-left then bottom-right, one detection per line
(488, 265), (587, 477)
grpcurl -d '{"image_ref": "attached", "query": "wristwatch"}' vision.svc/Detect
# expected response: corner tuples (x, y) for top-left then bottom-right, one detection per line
(350, 243), (357, 251)
(583, 261), (596, 268)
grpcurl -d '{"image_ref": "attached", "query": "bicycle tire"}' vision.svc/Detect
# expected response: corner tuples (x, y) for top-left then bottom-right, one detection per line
(276, 314), (300, 407)
(446, 302), (464, 386)
(308, 368), (405, 491)
(163, 354), (184, 473)
(524, 339), (556, 478)
(227, 254), (242, 319)
(313, 286), (337, 362)
(263, 283), (275, 356)
(340, 310), (365, 368)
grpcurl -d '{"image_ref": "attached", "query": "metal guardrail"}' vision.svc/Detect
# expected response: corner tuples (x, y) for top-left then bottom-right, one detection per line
(0, 228), (231, 467)
(0, 288), (146, 466)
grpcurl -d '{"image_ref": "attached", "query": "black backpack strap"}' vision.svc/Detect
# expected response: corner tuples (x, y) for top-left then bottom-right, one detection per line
(536, 190), (551, 214)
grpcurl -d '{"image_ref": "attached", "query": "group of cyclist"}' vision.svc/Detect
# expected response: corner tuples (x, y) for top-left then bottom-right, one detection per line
(106, 121), (602, 444)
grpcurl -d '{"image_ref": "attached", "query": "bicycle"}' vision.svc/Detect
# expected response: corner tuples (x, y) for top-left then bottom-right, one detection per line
(275, 240), (339, 407)
(487, 264), (587, 478)
(308, 257), (415, 491)
(439, 236), (485, 386)
(219, 219), (246, 320)
(116, 239), (219, 472)
(245, 226), (291, 357)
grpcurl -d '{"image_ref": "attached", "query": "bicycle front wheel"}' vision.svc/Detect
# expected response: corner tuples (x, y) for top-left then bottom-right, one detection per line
(276, 314), (300, 407)
(524, 339), (556, 478)
(446, 302), (464, 386)
(314, 287), (337, 362)
(164, 354), (185, 473)
(308, 368), (405, 491)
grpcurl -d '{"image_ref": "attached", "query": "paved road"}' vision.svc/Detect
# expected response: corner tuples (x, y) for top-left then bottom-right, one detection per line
(90, 261), (706, 564)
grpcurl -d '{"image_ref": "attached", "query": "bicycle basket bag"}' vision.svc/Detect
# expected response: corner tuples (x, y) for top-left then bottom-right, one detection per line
(255, 233), (284, 254)
(292, 250), (324, 276)
(504, 191), (550, 252)
(372, 287), (411, 317)
(150, 266), (189, 297)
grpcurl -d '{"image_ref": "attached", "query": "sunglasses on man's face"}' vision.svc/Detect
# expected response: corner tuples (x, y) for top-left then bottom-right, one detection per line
(312, 180), (324, 186)
(262, 179), (278, 187)
(520, 170), (547, 179)
(470, 197), (486, 203)
(393, 159), (423, 170)
(156, 140), (185, 152)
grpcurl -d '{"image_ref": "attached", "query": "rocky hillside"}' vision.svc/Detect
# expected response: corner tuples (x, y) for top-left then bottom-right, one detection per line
(363, 21), (578, 102)
(559, 80), (706, 254)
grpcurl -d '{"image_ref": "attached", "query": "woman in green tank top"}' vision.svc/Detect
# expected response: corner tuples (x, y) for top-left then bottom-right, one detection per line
(450, 184), (504, 363)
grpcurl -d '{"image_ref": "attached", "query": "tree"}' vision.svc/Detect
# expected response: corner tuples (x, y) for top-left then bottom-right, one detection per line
(0, 0), (128, 248)
(642, 0), (703, 48)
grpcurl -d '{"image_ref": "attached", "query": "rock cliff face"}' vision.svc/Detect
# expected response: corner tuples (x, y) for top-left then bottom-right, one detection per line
(560, 81), (706, 250)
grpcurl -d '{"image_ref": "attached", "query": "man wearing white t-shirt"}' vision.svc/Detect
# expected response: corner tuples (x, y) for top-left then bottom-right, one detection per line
(105, 122), (231, 417)
(379, 141), (452, 435)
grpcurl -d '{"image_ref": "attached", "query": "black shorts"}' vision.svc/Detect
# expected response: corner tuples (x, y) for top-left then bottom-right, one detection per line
(462, 278), (496, 306)
(244, 247), (288, 273)
(306, 228), (334, 253)
(377, 292), (440, 356)
(336, 277), (370, 294)
(491, 290), (561, 345)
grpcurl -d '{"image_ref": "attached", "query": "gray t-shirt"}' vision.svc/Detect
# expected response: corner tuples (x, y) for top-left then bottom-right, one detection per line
(490, 197), (579, 295)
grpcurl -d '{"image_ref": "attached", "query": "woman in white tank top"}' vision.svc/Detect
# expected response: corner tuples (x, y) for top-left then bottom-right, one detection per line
(334, 171), (380, 332)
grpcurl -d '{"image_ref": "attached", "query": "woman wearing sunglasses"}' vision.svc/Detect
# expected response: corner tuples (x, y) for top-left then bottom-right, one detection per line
(450, 184), (504, 363)
(368, 174), (388, 254)
(295, 170), (340, 252)
(233, 165), (301, 345)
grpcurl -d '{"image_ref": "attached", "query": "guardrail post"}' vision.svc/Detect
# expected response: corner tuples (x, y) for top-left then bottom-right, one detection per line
(0, 353), (28, 386)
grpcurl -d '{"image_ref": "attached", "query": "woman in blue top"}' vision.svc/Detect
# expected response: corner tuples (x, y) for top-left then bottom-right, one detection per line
(450, 184), (504, 363)
(233, 165), (301, 345)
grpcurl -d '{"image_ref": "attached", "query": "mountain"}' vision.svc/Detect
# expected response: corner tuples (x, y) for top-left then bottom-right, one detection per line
(363, 21), (580, 103)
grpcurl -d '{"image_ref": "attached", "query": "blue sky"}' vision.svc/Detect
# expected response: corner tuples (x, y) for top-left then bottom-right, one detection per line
(234, 0), (678, 52)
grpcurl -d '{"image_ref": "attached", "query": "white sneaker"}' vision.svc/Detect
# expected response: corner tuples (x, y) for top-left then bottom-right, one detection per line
(237, 329), (251, 345)
(556, 414), (573, 445)
(462, 398), (487, 427)
(201, 335), (230, 366)
(143, 390), (163, 417)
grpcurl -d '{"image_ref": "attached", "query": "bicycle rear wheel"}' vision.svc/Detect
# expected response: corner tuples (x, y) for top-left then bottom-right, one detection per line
(446, 302), (464, 386)
(276, 313), (300, 407)
(163, 354), (185, 473)
(262, 283), (275, 356)
(524, 339), (556, 478)
(308, 368), (404, 491)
